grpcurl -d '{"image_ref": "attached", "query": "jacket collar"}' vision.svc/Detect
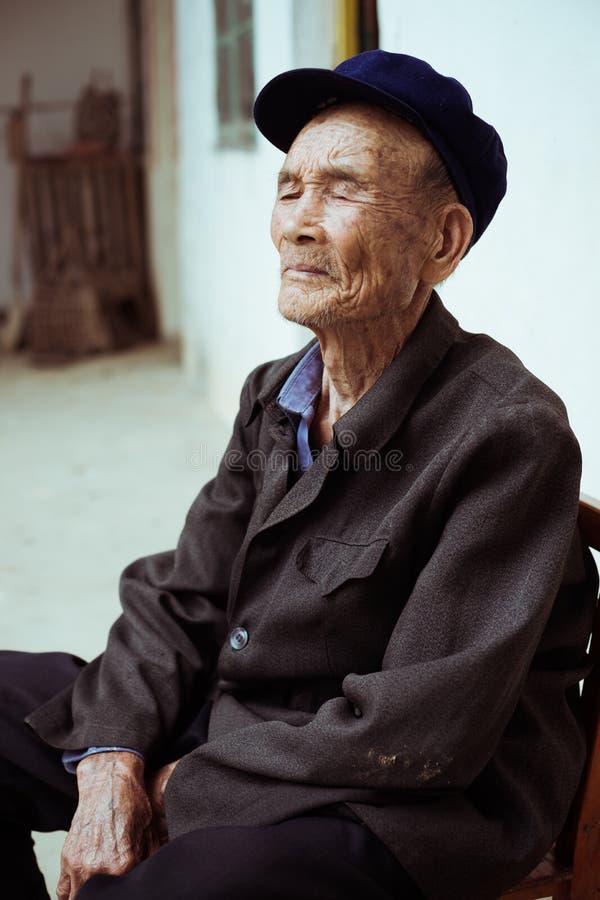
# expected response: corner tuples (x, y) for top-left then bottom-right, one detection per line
(246, 293), (460, 536)
(331, 293), (460, 461)
(244, 292), (460, 452)
(242, 341), (318, 428)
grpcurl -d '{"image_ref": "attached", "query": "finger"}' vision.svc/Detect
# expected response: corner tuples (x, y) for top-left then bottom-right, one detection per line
(65, 866), (83, 900)
(56, 871), (70, 900)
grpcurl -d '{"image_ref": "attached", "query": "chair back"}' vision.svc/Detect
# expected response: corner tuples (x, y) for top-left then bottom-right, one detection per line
(501, 496), (600, 899)
(560, 496), (600, 896)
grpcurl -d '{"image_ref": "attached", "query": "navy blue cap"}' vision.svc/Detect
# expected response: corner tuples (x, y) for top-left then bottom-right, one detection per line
(253, 50), (507, 246)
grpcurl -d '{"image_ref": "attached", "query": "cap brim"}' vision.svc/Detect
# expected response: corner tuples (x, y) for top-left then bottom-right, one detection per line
(253, 67), (431, 153)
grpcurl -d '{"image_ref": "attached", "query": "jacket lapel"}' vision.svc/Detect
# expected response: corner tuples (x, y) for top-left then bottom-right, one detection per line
(228, 294), (460, 617)
(248, 294), (460, 536)
(258, 442), (340, 533)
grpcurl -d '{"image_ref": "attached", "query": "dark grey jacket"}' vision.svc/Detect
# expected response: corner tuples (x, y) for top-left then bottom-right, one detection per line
(28, 294), (598, 900)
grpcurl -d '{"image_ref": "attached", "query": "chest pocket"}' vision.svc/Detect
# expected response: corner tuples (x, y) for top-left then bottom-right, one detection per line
(296, 536), (388, 596)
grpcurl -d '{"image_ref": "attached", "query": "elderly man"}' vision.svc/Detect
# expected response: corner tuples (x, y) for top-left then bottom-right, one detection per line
(1, 51), (597, 900)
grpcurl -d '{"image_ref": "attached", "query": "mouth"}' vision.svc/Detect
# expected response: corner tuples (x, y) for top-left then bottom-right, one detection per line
(283, 264), (329, 277)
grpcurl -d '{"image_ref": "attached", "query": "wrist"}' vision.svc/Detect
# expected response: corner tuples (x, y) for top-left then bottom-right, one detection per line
(76, 750), (145, 785)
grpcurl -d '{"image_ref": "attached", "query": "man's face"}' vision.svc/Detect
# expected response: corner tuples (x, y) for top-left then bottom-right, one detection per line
(271, 102), (438, 330)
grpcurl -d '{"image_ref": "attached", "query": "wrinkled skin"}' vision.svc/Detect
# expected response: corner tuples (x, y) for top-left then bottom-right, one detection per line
(272, 103), (437, 332)
(271, 102), (472, 442)
(57, 753), (177, 900)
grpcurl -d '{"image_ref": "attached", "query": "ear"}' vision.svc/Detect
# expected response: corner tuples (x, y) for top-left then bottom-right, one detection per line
(420, 203), (473, 285)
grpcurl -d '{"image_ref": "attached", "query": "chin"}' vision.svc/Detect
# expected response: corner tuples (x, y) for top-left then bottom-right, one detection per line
(278, 289), (340, 330)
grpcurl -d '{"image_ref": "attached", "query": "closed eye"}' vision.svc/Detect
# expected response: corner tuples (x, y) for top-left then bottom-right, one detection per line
(329, 179), (363, 201)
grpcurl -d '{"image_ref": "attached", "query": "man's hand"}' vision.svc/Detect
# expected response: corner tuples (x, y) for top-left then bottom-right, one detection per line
(145, 761), (179, 849)
(57, 751), (155, 900)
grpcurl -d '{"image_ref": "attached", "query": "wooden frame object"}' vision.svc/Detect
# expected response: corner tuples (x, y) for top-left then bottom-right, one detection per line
(499, 495), (600, 899)
(22, 151), (156, 352)
(334, 0), (379, 65)
(6, 70), (157, 356)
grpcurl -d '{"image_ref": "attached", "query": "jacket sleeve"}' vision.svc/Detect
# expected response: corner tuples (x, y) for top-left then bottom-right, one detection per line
(26, 376), (259, 758)
(165, 400), (597, 827)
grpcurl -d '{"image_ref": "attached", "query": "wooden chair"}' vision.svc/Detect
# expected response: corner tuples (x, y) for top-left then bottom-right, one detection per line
(499, 495), (600, 900)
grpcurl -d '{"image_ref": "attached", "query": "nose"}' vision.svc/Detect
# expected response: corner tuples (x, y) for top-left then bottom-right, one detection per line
(280, 191), (324, 244)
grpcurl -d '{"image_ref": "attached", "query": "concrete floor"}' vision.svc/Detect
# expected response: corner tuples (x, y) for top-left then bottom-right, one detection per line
(0, 343), (229, 895)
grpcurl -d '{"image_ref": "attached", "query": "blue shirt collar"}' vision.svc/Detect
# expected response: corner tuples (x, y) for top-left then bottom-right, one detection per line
(277, 341), (323, 471)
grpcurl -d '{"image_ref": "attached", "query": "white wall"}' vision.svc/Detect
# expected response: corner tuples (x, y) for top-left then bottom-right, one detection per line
(292, 0), (336, 67)
(0, 0), (131, 311)
(378, 0), (600, 497)
(143, 0), (182, 339)
(175, 0), (337, 417)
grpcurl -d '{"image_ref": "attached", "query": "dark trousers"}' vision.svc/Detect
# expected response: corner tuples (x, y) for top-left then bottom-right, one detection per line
(0, 651), (424, 900)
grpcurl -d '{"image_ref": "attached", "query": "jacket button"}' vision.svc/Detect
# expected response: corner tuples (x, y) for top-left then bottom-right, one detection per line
(229, 626), (249, 650)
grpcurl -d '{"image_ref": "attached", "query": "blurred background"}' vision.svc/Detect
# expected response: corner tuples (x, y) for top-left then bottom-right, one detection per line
(0, 0), (598, 887)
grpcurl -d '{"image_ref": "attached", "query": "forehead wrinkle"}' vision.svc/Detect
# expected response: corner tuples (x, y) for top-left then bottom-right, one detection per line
(309, 104), (426, 154)
(281, 136), (386, 191)
(278, 158), (370, 189)
(287, 105), (432, 195)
